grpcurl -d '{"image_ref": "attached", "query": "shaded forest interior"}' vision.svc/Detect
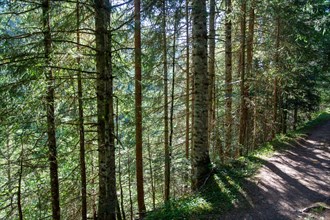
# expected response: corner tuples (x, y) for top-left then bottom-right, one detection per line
(0, 0), (329, 219)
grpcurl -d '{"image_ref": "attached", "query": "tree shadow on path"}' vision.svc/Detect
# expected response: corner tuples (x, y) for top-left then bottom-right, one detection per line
(219, 121), (330, 220)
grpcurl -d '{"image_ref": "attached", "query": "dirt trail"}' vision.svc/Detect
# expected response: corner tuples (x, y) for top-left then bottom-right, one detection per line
(222, 120), (330, 220)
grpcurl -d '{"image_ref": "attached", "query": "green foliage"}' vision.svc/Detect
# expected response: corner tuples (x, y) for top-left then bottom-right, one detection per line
(146, 108), (330, 219)
(296, 108), (330, 133)
(1, 0), (329, 218)
(145, 196), (212, 220)
(145, 150), (268, 219)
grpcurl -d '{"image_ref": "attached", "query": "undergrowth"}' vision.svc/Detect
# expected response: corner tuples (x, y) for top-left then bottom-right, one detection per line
(296, 108), (330, 134)
(145, 109), (330, 220)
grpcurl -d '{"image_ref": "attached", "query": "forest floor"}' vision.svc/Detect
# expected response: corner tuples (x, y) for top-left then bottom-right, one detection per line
(219, 120), (330, 220)
(145, 114), (330, 220)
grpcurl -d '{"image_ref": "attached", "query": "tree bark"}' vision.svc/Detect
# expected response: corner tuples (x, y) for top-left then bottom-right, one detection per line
(224, 0), (233, 162)
(293, 104), (298, 130)
(6, 133), (12, 212)
(246, 0), (255, 154)
(116, 197), (122, 220)
(168, 9), (178, 201)
(76, 1), (87, 219)
(162, 0), (170, 203)
(208, 0), (216, 154)
(134, 0), (146, 217)
(127, 153), (133, 220)
(147, 133), (156, 209)
(252, 77), (258, 149)
(191, 0), (211, 191)
(95, 0), (116, 218)
(18, 144), (23, 220)
(281, 98), (287, 134)
(116, 97), (126, 220)
(42, 0), (61, 218)
(272, 18), (281, 138)
(185, 0), (190, 160)
(238, 0), (247, 157)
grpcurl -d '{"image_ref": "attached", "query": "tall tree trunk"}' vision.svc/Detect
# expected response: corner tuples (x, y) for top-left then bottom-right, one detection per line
(272, 18), (281, 138)
(6, 134), (12, 210)
(168, 10), (178, 200)
(246, 0), (255, 154)
(191, 55), (195, 152)
(134, 0), (146, 217)
(208, 0), (216, 154)
(293, 104), (298, 130)
(116, 198), (122, 220)
(127, 153), (133, 220)
(185, 0), (190, 160)
(116, 97), (126, 220)
(252, 77), (258, 149)
(282, 109), (287, 134)
(147, 132), (156, 209)
(162, 0), (170, 203)
(76, 1), (87, 219)
(91, 154), (97, 220)
(191, 0), (195, 156)
(17, 144), (23, 220)
(238, 0), (247, 157)
(42, 1), (60, 219)
(118, 152), (125, 220)
(95, 0), (116, 218)
(191, 0), (211, 191)
(224, 0), (233, 162)
(272, 78), (278, 137)
(281, 97), (287, 134)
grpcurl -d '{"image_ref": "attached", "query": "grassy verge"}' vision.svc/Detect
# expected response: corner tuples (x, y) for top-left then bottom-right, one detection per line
(145, 109), (330, 220)
(145, 143), (280, 220)
(296, 108), (330, 134)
